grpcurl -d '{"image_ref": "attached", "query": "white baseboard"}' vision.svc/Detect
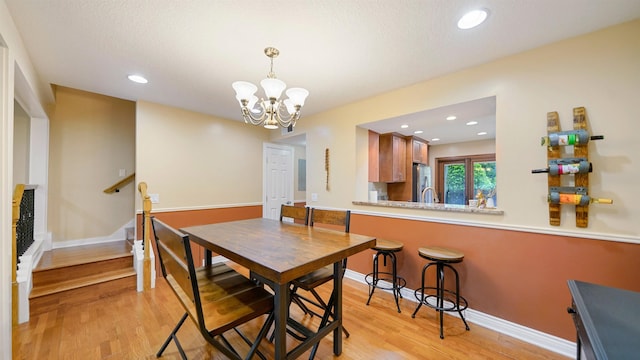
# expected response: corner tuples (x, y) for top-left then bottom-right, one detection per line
(16, 238), (46, 324)
(52, 219), (135, 249)
(344, 269), (575, 358)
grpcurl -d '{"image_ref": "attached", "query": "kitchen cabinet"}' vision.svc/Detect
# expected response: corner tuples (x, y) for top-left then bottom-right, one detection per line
(387, 136), (428, 201)
(368, 130), (379, 182)
(412, 138), (428, 164)
(379, 133), (406, 183)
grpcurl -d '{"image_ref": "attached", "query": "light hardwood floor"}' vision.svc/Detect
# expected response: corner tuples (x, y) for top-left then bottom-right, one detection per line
(14, 262), (569, 360)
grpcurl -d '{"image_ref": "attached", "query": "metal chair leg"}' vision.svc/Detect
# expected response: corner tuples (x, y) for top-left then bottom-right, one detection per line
(157, 312), (188, 359)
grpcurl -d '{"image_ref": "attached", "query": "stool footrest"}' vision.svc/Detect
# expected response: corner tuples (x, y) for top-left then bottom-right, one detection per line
(413, 287), (468, 312)
(365, 272), (407, 292)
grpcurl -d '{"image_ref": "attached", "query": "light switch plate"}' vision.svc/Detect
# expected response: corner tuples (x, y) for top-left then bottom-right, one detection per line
(311, 193), (318, 201)
(149, 193), (160, 204)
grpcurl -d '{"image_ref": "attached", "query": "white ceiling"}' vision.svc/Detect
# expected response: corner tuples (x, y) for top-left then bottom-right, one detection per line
(363, 96), (496, 145)
(5, 1), (640, 143)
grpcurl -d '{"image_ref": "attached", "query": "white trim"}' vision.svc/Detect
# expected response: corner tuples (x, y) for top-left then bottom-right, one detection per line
(15, 238), (45, 324)
(344, 269), (576, 358)
(133, 240), (156, 292)
(0, 36), (14, 360)
(27, 116), (49, 250)
(134, 202), (639, 244)
(350, 208), (640, 244)
(135, 202), (263, 214)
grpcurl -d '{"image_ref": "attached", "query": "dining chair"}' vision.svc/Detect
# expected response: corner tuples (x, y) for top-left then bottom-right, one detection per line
(151, 217), (275, 360)
(280, 204), (309, 225)
(289, 208), (351, 359)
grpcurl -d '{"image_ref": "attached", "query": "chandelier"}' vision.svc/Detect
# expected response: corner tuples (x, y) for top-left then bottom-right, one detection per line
(232, 47), (309, 129)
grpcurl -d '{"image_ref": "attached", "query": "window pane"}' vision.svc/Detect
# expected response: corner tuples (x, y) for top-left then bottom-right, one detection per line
(444, 163), (465, 205)
(473, 161), (497, 206)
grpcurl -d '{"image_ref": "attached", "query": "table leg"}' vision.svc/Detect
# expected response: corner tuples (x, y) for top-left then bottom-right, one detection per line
(333, 261), (343, 356)
(204, 249), (212, 266)
(274, 282), (289, 359)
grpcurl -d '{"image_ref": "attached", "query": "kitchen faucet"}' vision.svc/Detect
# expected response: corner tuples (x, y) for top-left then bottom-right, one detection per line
(421, 187), (440, 203)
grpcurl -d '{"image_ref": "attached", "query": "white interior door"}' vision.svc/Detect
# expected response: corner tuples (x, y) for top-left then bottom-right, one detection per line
(263, 143), (294, 220)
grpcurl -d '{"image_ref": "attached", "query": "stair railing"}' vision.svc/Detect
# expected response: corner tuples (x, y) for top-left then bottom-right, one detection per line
(12, 184), (24, 327)
(138, 182), (152, 290)
(103, 173), (136, 194)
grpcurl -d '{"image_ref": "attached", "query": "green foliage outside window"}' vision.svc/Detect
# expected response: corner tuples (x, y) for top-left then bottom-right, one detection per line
(474, 161), (496, 194)
(443, 160), (496, 205)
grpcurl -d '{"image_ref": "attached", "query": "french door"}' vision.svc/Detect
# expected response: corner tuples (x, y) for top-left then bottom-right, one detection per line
(437, 154), (496, 205)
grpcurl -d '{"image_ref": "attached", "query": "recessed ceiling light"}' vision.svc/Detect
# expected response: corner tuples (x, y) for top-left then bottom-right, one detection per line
(466, 121), (478, 126)
(431, 138), (440, 142)
(128, 74), (148, 84)
(414, 130), (424, 134)
(458, 9), (488, 30)
(446, 116), (457, 121)
(477, 131), (488, 136)
(401, 124), (409, 129)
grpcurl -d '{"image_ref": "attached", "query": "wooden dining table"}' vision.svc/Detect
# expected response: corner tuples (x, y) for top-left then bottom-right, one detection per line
(181, 218), (376, 360)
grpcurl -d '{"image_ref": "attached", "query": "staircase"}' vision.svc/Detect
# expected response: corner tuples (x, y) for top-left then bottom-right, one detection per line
(29, 240), (137, 316)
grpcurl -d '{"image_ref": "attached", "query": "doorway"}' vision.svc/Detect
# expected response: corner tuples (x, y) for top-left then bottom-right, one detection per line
(263, 143), (294, 219)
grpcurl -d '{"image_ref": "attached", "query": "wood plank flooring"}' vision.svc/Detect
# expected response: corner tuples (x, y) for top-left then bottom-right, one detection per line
(14, 262), (569, 360)
(34, 241), (133, 270)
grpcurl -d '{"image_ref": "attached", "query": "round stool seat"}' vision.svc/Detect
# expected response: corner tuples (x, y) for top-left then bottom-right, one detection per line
(373, 238), (403, 252)
(418, 246), (464, 263)
(365, 238), (406, 312)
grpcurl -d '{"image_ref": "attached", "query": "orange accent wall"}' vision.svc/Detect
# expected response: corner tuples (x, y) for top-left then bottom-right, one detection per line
(137, 205), (262, 272)
(348, 213), (640, 341)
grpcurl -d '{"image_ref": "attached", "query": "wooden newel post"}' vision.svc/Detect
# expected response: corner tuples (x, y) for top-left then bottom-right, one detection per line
(12, 185), (25, 328)
(138, 182), (152, 291)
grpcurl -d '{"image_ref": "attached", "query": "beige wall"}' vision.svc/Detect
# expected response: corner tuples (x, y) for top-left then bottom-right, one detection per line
(47, 87), (135, 242)
(135, 101), (270, 211)
(12, 99), (29, 185)
(275, 19), (640, 240)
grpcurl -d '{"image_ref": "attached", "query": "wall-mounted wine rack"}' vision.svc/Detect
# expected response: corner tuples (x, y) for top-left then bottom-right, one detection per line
(531, 107), (612, 228)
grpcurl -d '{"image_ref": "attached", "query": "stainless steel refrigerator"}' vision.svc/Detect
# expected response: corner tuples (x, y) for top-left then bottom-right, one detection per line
(412, 163), (432, 202)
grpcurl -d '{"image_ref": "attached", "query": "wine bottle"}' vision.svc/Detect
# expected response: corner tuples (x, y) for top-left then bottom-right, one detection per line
(531, 161), (592, 175)
(548, 192), (613, 206)
(540, 129), (604, 146)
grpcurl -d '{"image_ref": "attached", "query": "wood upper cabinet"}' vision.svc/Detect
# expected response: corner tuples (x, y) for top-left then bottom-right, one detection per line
(368, 130), (380, 182)
(379, 133), (406, 183)
(412, 138), (428, 164)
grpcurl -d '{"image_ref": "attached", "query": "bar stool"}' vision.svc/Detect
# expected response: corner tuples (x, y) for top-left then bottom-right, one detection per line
(411, 246), (470, 339)
(365, 238), (406, 312)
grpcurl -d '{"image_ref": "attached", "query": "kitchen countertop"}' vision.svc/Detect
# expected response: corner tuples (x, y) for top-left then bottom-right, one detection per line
(352, 200), (504, 215)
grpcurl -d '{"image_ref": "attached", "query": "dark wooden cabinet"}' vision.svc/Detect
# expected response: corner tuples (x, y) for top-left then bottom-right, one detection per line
(379, 133), (406, 183)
